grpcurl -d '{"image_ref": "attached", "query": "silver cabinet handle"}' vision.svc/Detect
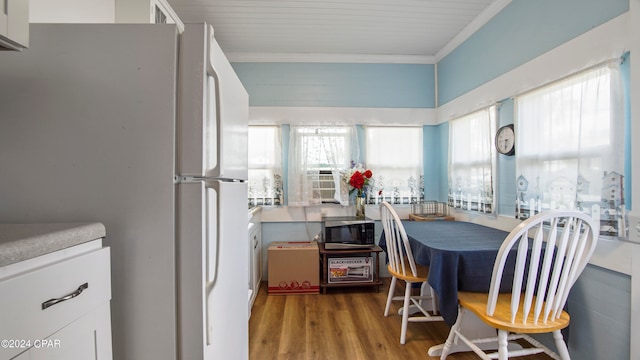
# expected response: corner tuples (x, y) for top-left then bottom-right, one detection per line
(42, 283), (89, 310)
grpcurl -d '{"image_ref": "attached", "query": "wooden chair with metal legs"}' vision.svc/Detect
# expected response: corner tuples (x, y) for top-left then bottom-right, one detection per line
(380, 201), (443, 345)
(440, 210), (599, 360)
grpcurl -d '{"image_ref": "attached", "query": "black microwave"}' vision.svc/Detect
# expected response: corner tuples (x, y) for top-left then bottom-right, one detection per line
(321, 216), (375, 248)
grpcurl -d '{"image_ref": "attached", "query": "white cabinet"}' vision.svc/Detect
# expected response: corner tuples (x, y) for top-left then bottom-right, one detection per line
(13, 303), (112, 360)
(115, 0), (184, 32)
(0, 0), (29, 50)
(0, 241), (112, 360)
(248, 209), (262, 315)
(29, 0), (115, 23)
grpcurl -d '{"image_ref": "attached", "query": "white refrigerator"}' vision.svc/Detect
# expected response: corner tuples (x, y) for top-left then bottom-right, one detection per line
(0, 23), (249, 360)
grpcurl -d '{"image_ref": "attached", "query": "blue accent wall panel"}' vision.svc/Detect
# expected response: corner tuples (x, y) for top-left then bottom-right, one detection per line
(232, 62), (436, 108)
(565, 265), (631, 360)
(437, 122), (449, 202)
(437, 0), (629, 105)
(262, 222), (321, 244)
(496, 100), (516, 216)
(533, 264), (631, 359)
(423, 125), (442, 201)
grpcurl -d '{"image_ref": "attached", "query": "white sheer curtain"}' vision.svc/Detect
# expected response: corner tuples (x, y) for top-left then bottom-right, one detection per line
(248, 126), (282, 206)
(365, 127), (423, 204)
(448, 106), (497, 213)
(515, 62), (625, 236)
(287, 126), (356, 206)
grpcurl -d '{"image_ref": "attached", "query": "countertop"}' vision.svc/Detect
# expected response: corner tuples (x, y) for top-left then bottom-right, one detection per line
(0, 223), (106, 267)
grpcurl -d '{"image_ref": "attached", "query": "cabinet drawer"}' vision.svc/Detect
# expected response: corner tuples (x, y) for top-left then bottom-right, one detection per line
(0, 247), (110, 359)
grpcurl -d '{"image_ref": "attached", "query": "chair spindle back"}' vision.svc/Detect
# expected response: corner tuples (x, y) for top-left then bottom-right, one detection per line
(487, 210), (599, 325)
(380, 201), (418, 277)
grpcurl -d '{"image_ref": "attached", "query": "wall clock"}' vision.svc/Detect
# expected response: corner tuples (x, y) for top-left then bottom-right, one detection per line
(495, 124), (515, 156)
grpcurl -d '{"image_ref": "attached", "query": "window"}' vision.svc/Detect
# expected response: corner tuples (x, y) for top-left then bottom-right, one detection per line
(365, 127), (423, 204)
(515, 62), (625, 236)
(248, 126), (282, 206)
(288, 126), (357, 206)
(448, 107), (497, 213)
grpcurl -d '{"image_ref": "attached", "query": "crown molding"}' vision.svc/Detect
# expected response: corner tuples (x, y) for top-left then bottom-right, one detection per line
(248, 106), (438, 125)
(227, 52), (435, 64)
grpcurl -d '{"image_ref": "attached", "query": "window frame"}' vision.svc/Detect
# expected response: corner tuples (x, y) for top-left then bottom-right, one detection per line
(364, 126), (424, 205)
(514, 62), (625, 237)
(447, 106), (497, 214)
(248, 125), (282, 206)
(288, 125), (356, 206)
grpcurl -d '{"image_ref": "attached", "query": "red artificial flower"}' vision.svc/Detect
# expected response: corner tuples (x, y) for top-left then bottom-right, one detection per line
(363, 170), (372, 179)
(349, 171), (365, 189)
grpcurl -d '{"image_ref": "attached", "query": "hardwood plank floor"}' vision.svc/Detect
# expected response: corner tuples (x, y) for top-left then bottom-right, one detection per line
(249, 278), (554, 360)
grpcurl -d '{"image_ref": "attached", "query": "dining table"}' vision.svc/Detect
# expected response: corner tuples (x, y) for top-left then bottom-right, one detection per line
(379, 220), (522, 356)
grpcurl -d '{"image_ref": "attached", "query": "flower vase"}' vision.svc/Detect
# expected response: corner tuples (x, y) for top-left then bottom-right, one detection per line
(355, 196), (366, 219)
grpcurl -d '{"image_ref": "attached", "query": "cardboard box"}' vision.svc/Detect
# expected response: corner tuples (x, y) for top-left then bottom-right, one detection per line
(328, 257), (373, 283)
(268, 241), (319, 295)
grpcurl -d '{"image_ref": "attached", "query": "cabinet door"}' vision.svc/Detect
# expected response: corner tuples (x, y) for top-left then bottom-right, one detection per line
(248, 224), (257, 309)
(115, 0), (183, 32)
(24, 304), (112, 360)
(248, 221), (262, 311)
(251, 230), (260, 291)
(254, 226), (262, 286)
(0, 0), (29, 50)
(0, 1), (7, 37)
(0, 248), (110, 357)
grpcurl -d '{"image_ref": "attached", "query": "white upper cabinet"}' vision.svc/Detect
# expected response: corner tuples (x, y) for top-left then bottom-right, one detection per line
(30, 0), (115, 23)
(116, 0), (184, 32)
(29, 0), (184, 31)
(0, 0), (29, 50)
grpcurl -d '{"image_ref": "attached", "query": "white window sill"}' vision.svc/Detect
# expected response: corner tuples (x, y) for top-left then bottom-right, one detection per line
(259, 203), (413, 222)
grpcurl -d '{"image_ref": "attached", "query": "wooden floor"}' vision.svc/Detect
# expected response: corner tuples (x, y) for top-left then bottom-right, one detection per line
(249, 278), (554, 360)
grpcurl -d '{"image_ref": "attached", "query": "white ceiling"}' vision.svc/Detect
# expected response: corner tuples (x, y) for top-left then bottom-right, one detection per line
(167, 0), (511, 63)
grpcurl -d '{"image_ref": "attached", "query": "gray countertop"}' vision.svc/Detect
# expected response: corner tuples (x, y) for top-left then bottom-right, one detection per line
(0, 223), (106, 267)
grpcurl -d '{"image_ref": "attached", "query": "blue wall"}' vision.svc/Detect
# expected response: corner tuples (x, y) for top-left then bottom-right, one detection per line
(496, 100), (516, 216)
(232, 62), (436, 108)
(423, 124), (448, 202)
(566, 264), (631, 359)
(437, 0), (629, 105)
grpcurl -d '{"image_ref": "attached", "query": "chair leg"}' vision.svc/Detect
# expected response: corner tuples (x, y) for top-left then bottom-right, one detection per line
(553, 330), (570, 360)
(440, 307), (463, 359)
(497, 329), (509, 360)
(400, 281), (412, 344)
(384, 276), (397, 317)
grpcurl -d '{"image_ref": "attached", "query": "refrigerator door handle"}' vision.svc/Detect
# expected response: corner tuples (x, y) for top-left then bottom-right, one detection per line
(206, 184), (219, 286)
(207, 50), (222, 176)
(175, 175), (244, 184)
(205, 180), (221, 346)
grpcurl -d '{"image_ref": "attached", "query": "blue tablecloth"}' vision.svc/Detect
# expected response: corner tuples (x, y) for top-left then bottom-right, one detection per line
(379, 221), (512, 325)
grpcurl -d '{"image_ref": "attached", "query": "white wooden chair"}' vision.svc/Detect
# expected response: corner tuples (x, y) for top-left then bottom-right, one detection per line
(440, 210), (599, 360)
(380, 201), (443, 344)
